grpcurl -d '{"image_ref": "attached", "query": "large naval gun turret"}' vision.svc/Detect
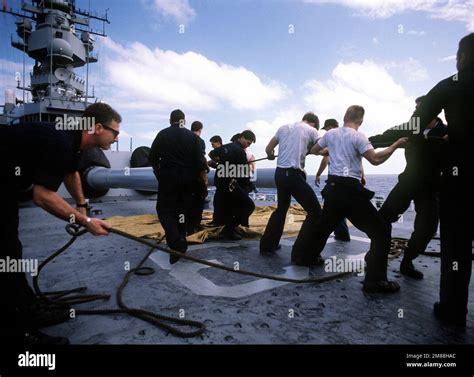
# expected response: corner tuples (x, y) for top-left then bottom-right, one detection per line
(0, 0), (109, 125)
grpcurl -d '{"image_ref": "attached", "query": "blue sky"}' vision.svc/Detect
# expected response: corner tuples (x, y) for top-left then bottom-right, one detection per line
(1, 0), (472, 174)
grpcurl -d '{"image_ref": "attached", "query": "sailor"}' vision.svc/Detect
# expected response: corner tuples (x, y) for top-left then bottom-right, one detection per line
(405, 33), (474, 326)
(368, 97), (447, 280)
(0, 102), (119, 345)
(188, 120), (208, 234)
(209, 130), (256, 240)
(209, 135), (223, 153)
(191, 121), (206, 155)
(259, 113), (322, 258)
(315, 118), (356, 242)
(292, 105), (407, 293)
(207, 135), (224, 226)
(149, 110), (208, 263)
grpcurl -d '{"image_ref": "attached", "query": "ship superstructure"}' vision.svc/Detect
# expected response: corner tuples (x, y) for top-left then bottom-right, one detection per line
(0, 0), (108, 125)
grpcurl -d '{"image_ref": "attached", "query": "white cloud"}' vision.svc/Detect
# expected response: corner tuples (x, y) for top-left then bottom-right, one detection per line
(303, 60), (413, 131)
(430, 0), (474, 31)
(301, 60), (414, 173)
(246, 60), (417, 156)
(100, 39), (286, 113)
(136, 130), (160, 141)
(439, 54), (456, 62)
(244, 60), (415, 174)
(151, 0), (196, 25)
(305, 0), (436, 19)
(386, 57), (429, 82)
(372, 37), (380, 45)
(407, 30), (426, 36)
(305, 0), (474, 31)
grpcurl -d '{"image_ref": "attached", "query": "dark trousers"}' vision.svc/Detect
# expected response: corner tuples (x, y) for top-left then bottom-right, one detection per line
(215, 183), (255, 228)
(187, 179), (207, 233)
(212, 188), (226, 225)
(378, 180), (439, 261)
(292, 176), (391, 282)
(156, 169), (194, 252)
(334, 218), (350, 238)
(439, 174), (472, 317)
(1, 191), (38, 336)
(260, 168), (321, 252)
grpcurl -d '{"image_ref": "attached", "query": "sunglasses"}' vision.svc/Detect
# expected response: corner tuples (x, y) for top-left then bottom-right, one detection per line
(101, 123), (120, 138)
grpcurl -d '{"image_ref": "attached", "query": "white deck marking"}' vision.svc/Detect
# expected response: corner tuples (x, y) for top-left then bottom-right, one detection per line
(147, 235), (371, 298)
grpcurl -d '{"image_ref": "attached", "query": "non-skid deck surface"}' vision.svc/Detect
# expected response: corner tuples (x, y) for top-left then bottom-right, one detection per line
(18, 199), (474, 344)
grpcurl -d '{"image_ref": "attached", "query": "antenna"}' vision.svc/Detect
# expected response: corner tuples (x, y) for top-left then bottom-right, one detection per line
(22, 18), (25, 104)
(85, 0), (90, 106)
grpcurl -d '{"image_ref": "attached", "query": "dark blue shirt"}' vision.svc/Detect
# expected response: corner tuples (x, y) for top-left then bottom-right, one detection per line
(369, 119), (448, 187)
(148, 124), (207, 174)
(0, 122), (82, 192)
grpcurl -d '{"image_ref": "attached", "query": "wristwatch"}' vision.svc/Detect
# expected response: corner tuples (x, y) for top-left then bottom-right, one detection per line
(76, 203), (88, 208)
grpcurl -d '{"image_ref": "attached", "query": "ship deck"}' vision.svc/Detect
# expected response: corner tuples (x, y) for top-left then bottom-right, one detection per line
(19, 198), (474, 346)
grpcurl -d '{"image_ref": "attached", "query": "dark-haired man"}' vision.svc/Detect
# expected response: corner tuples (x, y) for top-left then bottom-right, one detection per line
(368, 97), (447, 280)
(149, 110), (208, 263)
(209, 130), (256, 240)
(207, 135), (223, 226)
(406, 33), (474, 326)
(188, 120), (208, 234)
(209, 135), (222, 150)
(0, 102), (120, 345)
(191, 120), (206, 155)
(260, 112), (322, 258)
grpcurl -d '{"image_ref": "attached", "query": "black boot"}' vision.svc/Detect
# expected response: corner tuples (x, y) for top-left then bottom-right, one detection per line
(433, 302), (466, 328)
(291, 254), (324, 267)
(222, 226), (242, 241)
(23, 330), (70, 346)
(17, 302), (71, 329)
(169, 239), (187, 264)
(260, 244), (281, 255)
(400, 259), (424, 279)
(334, 233), (351, 242)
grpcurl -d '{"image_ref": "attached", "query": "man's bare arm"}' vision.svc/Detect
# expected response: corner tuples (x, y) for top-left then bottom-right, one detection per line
(309, 143), (328, 156)
(316, 155), (329, 177)
(265, 137), (278, 160)
(363, 138), (408, 166)
(32, 184), (110, 236)
(314, 155), (329, 187)
(64, 172), (85, 203)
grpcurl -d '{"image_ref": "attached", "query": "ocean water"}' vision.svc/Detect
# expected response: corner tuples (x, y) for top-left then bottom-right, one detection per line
(360, 174), (399, 198)
(254, 174), (399, 202)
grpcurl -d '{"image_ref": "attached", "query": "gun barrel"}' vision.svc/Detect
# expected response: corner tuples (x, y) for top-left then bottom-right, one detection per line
(85, 167), (296, 191)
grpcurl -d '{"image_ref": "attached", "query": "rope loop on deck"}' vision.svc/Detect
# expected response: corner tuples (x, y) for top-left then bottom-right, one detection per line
(33, 224), (352, 339)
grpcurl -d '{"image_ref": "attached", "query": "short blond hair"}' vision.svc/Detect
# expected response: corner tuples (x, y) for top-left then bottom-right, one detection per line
(343, 105), (365, 123)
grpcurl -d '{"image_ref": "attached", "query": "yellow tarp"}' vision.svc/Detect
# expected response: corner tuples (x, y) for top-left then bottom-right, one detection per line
(106, 204), (320, 244)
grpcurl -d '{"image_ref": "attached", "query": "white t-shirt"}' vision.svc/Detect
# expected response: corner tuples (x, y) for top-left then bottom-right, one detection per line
(275, 121), (319, 170)
(317, 127), (373, 180)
